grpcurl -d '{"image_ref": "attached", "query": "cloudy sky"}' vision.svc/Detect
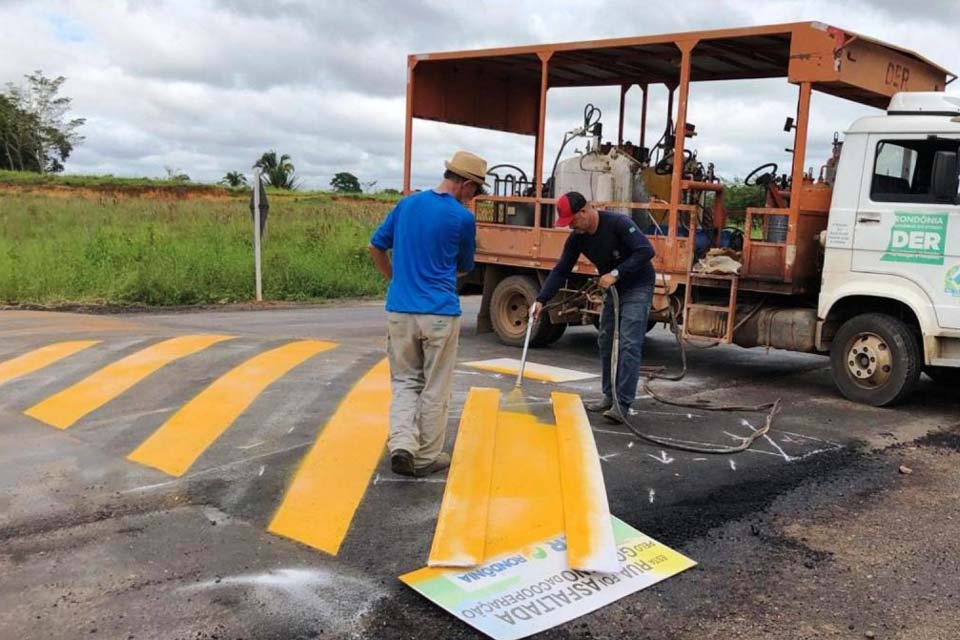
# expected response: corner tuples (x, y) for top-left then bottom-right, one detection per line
(1, 0), (959, 190)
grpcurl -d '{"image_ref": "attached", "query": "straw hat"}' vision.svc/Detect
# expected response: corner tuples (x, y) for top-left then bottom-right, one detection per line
(444, 150), (489, 186)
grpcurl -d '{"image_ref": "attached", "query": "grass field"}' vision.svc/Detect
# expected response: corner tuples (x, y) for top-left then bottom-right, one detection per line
(0, 189), (395, 306)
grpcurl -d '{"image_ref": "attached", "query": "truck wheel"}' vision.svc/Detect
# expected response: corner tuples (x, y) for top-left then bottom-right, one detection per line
(829, 313), (921, 407)
(925, 366), (960, 387)
(489, 275), (566, 348)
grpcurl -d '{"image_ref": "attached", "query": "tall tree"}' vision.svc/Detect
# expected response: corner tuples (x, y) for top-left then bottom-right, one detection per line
(3, 70), (85, 173)
(330, 172), (361, 193)
(0, 94), (42, 172)
(253, 150), (298, 190)
(220, 171), (248, 187)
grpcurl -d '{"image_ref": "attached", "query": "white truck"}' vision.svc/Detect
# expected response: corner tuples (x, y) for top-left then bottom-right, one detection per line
(818, 92), (960, 404)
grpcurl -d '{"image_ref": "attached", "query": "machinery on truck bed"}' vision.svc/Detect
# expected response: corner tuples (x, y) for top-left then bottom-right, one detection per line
(401, 22), (960, 406)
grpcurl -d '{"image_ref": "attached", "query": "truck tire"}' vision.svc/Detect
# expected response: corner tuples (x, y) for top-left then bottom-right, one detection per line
(490, 275), (566, 348)
(829, 313), (921, 407)
(925, 366), (960, 387)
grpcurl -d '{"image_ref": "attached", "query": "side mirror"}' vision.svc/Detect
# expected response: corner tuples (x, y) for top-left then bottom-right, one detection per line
(931, 150), (959, 203)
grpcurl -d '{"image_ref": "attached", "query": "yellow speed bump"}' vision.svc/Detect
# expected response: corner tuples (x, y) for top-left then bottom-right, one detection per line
(0, 340), (100, 387)
(268, 357), (390, 555)
(25, 335), (232, 429)
(428, 387), (500, 567)
(552, 391), (618, 573)
(128, 339), (336, 476)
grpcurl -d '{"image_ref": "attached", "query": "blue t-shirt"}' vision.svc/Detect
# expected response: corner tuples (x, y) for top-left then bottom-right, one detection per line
(370, 190), (476, 316)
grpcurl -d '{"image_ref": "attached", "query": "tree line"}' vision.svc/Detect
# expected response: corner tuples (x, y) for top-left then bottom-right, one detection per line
(0, 70), (85, 173)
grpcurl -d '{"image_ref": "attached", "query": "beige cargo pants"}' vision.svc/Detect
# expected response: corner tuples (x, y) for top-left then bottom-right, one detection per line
(386, 312), (461, 467)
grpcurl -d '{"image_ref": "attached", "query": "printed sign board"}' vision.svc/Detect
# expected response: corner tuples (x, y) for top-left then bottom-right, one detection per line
(401, 517), (696, 640)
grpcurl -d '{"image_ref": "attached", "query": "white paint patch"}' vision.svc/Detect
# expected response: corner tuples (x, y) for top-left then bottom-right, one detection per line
(462, 358), (597, 382)
(729, 459), (737, 471)
(258, 465), (266, 477)
(598, 452), (621, 463)
(237, 440), (266, 450)
(648, 489), (655, 504)
(182, 568), (383, 636)
(693, 457), (707, 461)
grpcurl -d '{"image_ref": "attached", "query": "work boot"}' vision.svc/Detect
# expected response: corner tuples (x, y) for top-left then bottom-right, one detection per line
(390, 449), (416, 476)
(415, 452), (451, 477)
(602, 406), (633, 424)
(584, 396), (613, 412)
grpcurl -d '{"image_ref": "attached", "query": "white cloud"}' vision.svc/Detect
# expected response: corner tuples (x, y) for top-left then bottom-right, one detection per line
(0, 0), (957, 189)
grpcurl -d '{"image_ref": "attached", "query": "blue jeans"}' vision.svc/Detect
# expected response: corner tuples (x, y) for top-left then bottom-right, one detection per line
(597, 283), (654, 412)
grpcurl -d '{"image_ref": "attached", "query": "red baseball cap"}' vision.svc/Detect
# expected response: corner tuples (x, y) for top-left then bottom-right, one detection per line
(556, 191), (587, 227)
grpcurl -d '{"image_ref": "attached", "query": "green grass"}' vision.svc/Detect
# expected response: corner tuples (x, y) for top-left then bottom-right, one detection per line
(0, 192), (394, 306)
(0, 170), (404, 201)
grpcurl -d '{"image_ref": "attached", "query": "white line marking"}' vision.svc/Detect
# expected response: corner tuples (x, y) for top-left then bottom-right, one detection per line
(648, 489), (655, 504)
(286, 425), (296, 434)
(693, 457), (708, 461)
(372, 473), (446, 485)
(237, 440), (266, 451)
(781, 430), (843, 446)
(729, 459), (737, 471)
(647, 450), (674, 464)
(258, 465), (266, 477)
(599, 453), (621, 463)
(740, 419), (795, 462)
(122, 441), (313, 494)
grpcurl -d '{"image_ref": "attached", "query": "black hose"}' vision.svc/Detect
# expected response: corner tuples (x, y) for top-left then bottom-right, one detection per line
(608, 286), (780, 454)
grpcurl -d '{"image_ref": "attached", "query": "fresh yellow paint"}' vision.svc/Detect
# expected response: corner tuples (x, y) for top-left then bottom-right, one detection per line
(428, 387), (500, 567)
(463, 358), (597, 383)
(553, 391), (618, 573)
(268, 357), (390, 555)
(25, 335), (232, 429)
(483, 407), (566, 560)
(128, 339), (336, 476)
(0, 340), (99, 387)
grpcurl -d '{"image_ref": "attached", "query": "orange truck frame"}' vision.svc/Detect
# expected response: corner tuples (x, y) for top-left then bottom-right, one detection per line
(399, 23), (954, 403)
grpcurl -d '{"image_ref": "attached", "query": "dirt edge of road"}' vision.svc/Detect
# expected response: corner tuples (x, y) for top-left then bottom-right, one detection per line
(361, 424), (960, 640)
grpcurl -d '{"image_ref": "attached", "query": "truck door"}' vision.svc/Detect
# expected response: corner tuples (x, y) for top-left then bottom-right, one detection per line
(852, 134), (960, 329)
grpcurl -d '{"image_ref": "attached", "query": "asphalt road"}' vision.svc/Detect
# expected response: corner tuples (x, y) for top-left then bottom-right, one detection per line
(0, 299), (957, 640)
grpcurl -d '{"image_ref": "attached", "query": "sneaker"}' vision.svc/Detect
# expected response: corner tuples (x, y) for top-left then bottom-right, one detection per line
(415, 451), (452, 477)
(584, 397), (613, 412)
(390, 449), (415, 476)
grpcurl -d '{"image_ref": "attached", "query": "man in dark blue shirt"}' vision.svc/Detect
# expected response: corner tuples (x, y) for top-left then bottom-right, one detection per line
(369, 151), (485, 476)
(531, 191), (656, 422)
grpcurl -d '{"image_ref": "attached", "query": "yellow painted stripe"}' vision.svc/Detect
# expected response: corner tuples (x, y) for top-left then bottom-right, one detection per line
(268, 358), (390, 555)
(553, 392), (618, 573)
(428, 387), (500, 567)
(128, 339), (336, 476)
(0, 340), (100, 386)
(463, 358), (597, 383)
(25, 335), (233, 429)
(484, 407), (565, 560)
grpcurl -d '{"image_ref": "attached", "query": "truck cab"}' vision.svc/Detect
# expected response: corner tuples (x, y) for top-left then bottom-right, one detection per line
(818, 92), (960, 404)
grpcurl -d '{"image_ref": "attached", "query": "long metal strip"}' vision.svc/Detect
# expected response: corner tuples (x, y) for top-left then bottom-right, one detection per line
(428, 387), (500, 567)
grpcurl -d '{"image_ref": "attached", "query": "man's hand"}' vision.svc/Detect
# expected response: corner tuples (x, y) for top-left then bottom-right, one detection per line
(598, 273), (618, 289)
(530, 301), (544, 321)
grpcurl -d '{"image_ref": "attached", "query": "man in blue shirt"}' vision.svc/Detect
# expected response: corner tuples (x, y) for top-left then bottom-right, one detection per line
(368, 151), (486, 476)
(531, 192), (656, 423)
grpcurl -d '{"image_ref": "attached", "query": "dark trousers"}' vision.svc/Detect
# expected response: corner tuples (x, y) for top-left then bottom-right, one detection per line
(598, 283), (654, 412)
